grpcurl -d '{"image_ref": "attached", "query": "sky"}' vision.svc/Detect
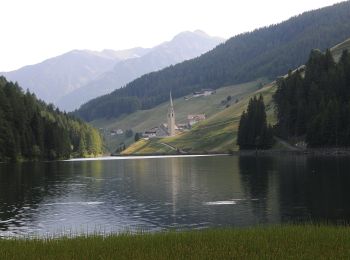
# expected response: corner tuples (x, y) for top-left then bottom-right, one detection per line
(0, 0), (343, 71)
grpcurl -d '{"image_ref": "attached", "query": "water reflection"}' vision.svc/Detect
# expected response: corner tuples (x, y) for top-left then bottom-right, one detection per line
(1, 155), (350, 237)
(239, 156), (280, 224)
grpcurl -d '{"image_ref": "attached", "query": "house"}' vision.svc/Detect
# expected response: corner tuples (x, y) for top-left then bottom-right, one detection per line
(202, 89), (216, 96)
(143, 126), (169, 138)
(177, 123), (189, 130)
(192, 89), (216, 97)
(110, 129), (124, 136)
(143, 130), (157, 138)
(187, 114), (206, 126)
(116, 129), (123, 135)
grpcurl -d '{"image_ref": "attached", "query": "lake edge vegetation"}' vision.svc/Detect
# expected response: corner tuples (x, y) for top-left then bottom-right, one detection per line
(1, 225), (349, 259)
(0, 76), (104, 162)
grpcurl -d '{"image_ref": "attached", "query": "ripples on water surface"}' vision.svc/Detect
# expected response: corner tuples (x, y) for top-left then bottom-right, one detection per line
(1, 155), (350, 237)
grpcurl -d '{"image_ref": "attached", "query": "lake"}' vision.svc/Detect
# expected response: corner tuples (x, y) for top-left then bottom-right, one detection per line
(1, 155), (350, 237)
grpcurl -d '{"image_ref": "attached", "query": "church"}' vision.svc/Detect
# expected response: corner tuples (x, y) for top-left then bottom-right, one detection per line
(167, 92), (176, 136)
(142, 92), (177, 138)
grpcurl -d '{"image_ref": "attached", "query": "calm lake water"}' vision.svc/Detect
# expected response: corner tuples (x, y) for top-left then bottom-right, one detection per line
(1, 155), (350, 237)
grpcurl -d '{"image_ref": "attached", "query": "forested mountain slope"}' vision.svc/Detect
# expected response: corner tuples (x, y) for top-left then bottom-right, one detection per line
(0, 77), (103, 161)
(76, 1), (350, 121)
(274, 48), (350, 147)
(123, 36), (350, 154)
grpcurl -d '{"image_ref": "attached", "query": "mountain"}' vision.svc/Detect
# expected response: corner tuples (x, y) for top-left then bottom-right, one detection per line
(0, 47), (150, 104)
(0, 76), (104, 161)
(122, 36), (350, 155)
(57, 30), (224, 111)
(75, 1), (350, 122)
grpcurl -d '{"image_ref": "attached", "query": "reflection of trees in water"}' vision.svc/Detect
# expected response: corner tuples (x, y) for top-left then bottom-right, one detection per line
(273, 155), (309, 222)
(277, 156), (350, 223)
(238, 156), (278, 224)
(125, 156), (244, 228)
(0, 163), (51, 229)
(0, 161), (104, 233)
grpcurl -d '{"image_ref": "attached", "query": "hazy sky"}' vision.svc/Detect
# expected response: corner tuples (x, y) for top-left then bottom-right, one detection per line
(0, 0), (342, 71)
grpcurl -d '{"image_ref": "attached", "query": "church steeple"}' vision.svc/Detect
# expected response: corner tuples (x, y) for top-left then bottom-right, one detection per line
(167, 92), (176, 136)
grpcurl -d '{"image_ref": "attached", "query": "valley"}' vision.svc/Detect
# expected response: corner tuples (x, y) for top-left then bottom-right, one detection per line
(92, 79), (268, 152)
(119, 36), (350, 155)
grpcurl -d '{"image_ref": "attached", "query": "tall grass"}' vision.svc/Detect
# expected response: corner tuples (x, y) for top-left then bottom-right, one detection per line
(1, 225), (350, 259)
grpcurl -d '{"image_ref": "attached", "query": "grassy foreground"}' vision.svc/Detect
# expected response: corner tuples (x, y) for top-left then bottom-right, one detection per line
(1, 226), (350, 259)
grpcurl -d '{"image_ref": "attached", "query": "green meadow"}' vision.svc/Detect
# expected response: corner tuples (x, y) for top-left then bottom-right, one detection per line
(1, 225), (350, 259)
(123, 81), (277, 154)
(93, 79), (267, 152)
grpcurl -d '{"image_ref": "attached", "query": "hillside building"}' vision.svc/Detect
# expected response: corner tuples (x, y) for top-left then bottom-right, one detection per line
(193, 89), (216, 97)
(187, 114), (206, 127)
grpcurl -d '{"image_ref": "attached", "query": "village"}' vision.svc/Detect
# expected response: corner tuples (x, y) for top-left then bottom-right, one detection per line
(106, 88), (215, 140)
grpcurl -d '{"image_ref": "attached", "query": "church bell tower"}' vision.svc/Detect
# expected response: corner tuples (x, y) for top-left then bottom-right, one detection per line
(167, 92), (176, 136)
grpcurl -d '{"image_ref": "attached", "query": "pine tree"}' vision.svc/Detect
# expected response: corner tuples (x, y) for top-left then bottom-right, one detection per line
(237, 95), (273, 150)
(274, 49), (350, 148)
(0, 76), (104, 161)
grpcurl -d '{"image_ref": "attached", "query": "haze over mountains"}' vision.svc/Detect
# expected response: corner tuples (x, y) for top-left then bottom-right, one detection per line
(0, 30), (223, 111)
(75, 1), (350, 122)
(58, 30), (223, 111)
(1, 48), (149, 105)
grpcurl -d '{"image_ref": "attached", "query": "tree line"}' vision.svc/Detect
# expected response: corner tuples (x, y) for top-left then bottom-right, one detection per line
(75, 1), (350, 121)
(237, 95), (274, 150)
(274, 49), (350, 147)
(0, 77), (104, 161)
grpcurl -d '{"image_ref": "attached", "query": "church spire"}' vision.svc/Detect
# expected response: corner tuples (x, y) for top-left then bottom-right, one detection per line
(170, 91), (173, 108)
(167, 91), (176, 136)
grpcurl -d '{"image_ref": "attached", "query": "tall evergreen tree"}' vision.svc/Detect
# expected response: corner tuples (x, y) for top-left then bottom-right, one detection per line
(0, 76), (104, 161)
(237, 95), (273, 150)
(274, 49), (350, 147)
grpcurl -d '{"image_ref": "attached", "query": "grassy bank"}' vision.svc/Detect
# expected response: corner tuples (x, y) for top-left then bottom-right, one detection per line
(1, 225), (350, 259)
(123, 82), (277, 155)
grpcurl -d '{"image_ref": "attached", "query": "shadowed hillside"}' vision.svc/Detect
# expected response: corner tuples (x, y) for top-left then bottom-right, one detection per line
(76, 1), (350, 121)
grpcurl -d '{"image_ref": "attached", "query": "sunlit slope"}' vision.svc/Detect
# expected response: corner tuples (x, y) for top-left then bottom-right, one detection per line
(93, 79), (266, 151)
(123, 83), (276, 154)
(122, 37), (350, 155)
(165, 83), (276, 153)
(331, 38), (350, 61)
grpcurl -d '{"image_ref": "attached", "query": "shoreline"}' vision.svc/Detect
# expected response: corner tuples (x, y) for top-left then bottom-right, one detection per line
(115, 147), (350, 157)
(3, 148), (350, 164)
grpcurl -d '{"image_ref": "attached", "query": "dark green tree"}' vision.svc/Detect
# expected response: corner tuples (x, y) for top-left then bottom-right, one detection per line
(237, 95), (273, 150)
(0, 76), (104, 161)
(134, 133), (141, 142)
(274, 49), (350, 147)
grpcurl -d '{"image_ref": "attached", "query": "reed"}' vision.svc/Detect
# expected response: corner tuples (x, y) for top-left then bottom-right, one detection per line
(1, 225), (349, 259)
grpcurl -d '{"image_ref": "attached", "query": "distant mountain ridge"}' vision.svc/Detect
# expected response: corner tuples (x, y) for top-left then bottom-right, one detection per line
(74, 1), (350, 121)
(57, 30), (224, 111)
(0, 30), (223, 111)
(0, 47), (149, 104)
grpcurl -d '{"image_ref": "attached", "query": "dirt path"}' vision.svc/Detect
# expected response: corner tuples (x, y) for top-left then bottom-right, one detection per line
(160, 142), (177, 151)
